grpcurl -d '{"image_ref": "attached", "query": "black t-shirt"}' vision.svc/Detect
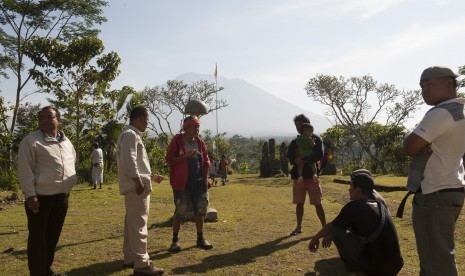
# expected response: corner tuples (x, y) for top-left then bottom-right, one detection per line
(332, 200), (403, 276)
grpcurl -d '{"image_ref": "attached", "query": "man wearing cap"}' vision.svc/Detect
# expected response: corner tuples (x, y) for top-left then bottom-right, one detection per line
(350, 169), (389, 213)
(309, 171), (403, 276)
(165, 115), (212, 253)
(287, 114), (326, 236)
(403, 66), (465, 275)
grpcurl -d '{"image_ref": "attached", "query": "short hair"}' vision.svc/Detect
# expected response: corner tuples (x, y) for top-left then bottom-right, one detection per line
(93, 142), (99, 149)
(129, 106), (148, 122)
(293, 114), (310, 124)
(351, 171), (374, 198)
(38, 106), (61, 120)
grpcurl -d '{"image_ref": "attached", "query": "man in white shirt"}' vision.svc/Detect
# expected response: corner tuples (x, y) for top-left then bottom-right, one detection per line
(90, 142), (104, 189)
(403, 66), (465, 276)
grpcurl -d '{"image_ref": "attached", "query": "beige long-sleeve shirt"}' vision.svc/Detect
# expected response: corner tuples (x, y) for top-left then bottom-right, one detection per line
(117, 125), (152, 195)
(18, 130), (77, 198)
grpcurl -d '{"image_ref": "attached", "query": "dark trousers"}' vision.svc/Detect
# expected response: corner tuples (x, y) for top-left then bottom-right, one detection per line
(25, 193), (68, 276)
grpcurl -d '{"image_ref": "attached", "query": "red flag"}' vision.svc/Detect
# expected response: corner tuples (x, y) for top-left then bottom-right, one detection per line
(214, 63), (217, 80)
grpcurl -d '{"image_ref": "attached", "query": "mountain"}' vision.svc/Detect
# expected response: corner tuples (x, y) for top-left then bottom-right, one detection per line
(174, 73), (332, 137)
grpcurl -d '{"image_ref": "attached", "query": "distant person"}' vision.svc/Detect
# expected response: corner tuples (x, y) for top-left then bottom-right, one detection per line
(287, 114), (326, 236)
(295, 123), (319, 183)
(403, 66), (465, 275)
(18, 106), (77, 276)
(309, 171), (403, 276)
(90, 142), (104, 189)
(165, 115), (213, 253)
(117, 106), (164, 276)
(218, 154), (229, 185)
(209, 157), (218, 185)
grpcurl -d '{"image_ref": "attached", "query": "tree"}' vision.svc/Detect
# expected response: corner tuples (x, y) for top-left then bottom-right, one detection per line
(98, 86), (134, 172)
(305, 74), (422, 174)
(141, 80), (226, 136)
(12, 102), (41, 153)
(0, 0), (108, 137)
(24, 36), (121, 163)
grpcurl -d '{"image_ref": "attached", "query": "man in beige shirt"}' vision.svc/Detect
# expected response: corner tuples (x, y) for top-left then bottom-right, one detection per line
(117, 106), (164, 276)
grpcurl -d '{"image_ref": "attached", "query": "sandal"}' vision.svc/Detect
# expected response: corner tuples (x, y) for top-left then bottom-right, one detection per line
(290, 227), (303, 236)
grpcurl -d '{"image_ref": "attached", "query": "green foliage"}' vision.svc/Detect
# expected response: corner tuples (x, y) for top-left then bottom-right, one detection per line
(144, 136), (170, 176)
(12, 103), (41, 153)
(24, 36), (121, 164)
(306, 74), (422, 174)
(0, 169), (19, 191)
(0, 0), (108, 136)
(236, 162), (252, 174)
(321, 123), (408, 175)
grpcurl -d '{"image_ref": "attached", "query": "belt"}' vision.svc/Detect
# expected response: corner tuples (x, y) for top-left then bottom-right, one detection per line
(433, 187), (464, 193)
(396, 187), (464, 218)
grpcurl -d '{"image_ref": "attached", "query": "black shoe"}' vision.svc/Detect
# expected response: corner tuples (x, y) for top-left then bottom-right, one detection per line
(169, 242), (181, 253)
(196, 239), (213, 250)
(133, 263), (164, 276)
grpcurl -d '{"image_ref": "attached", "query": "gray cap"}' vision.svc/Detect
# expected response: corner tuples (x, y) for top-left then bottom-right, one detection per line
(420, 66), (457, 81)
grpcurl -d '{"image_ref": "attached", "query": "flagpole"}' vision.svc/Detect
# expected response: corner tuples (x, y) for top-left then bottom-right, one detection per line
(215, 63), (219, 159)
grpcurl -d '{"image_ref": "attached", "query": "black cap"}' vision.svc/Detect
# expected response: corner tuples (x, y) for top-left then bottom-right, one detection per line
(351, 171), (374, 197)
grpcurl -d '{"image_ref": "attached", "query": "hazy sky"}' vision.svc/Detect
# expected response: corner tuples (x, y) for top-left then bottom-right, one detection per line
(3, 0), (465, 129)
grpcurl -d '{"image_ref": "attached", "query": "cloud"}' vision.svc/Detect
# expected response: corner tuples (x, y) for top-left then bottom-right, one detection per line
(341, 0), (410, 19)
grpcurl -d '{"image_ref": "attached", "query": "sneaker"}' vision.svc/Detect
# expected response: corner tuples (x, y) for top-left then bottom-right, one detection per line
(169, 242), (181, 253)
(133, 263), (164, 276)
(196, 239), (213, 250)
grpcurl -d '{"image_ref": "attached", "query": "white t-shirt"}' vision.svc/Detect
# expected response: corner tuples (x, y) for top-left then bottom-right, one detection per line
(413, 98), (465, 194)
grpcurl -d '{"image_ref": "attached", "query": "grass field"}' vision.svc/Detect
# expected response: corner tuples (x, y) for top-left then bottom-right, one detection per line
(1, 174), (465, 275)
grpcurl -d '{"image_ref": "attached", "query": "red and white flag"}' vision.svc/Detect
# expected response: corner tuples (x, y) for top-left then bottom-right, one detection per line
(214, 63), (217, 80)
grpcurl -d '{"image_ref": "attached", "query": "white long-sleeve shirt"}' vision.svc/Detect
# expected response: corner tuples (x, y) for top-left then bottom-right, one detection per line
(18, 130), (77, 198)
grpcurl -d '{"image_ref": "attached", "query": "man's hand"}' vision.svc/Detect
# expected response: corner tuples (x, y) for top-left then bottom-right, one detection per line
(309, 237), (320, 252)
(26, 196), (39, 214)
(151, 174), (164, 183)
(133, 178), (145, 195)
(322, 235), (333, 248)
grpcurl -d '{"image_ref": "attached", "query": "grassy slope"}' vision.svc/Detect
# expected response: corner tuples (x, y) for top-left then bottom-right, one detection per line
(0, 174), (464, 275)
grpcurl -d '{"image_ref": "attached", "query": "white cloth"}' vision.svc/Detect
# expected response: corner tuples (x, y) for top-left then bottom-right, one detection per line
(90, 148), (103, 164)
(117, 125), (152, 195)
(412, 98), (465, 194)
(90, 148), (104, 185)
(18, 130), (77, 198)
